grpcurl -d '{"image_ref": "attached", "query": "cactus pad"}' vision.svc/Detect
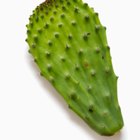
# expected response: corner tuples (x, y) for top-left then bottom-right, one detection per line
(26, 0), (124, 136)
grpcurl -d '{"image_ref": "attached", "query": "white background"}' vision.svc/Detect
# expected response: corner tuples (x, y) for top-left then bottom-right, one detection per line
(0, 0), (140, 139)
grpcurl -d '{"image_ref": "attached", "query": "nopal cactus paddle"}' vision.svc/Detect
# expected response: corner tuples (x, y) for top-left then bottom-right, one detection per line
(26, 0), (124, 136)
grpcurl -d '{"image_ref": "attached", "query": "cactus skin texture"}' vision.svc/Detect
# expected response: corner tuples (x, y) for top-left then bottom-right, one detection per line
(26, 0), (124, 136)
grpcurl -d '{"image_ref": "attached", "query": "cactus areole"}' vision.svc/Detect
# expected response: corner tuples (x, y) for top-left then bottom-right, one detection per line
(26, 0), (124, 136)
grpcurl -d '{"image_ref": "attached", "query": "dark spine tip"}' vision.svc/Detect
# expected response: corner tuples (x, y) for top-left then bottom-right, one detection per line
(35, 17), (39, 22)
(95, 47), (100, 53)
(85, 15), (90, 21)
(75, 65), (80, 71)
(69, 92), (77, 100)
(95, 12), (99, 16)
(54, 33), (59, 38)
(106, 45), (110, 50)
(71, 21), (76, 26)
(28, 49), (31, 54)
(49, 76), (55, 83)
(40, 7), (43, 11)
(31, 44), (36, 48)
(47, 64), (52, 71)
(34, 58), (37, 63)
(55, 4), (59, 8)
(91, 70), (96, 76)
(68, 104), (72, 109)
(66, 44), (70, 50)
(74, 7), (79, 13)
(104, 26), (107, 30)
(58, 23), (63, 28)
(73, 0), (77, 2)
(87, 86), (92, 92)
(105, 67), (110, 73)
(60, 0), (64, 3)
(102, 55), (105, 60)
(83, 32), (90, 40)
(46, 52), (51, 58)
(60, 14), (65, 18)
(30, 22), (33, 27)
(68, 34), (72, 40)
(95, 25), (100, 32)
(53, 11), (57, 15)
(116, 76), (119, 80)
(37, 29), (42, 34)
(26, 24), (29, 28)
(83, 3), (88, 7)
(78, 49), (83, 55)
(46, 11), (49, 15)
(83, 34), (88, 40)
(48, 40), (52, 46)
(65, 73), (70, 80)
(50, 17), (54, 22)
(33, 36), (38, 43)
(40, 72), (44, 77)
(25, 38), (28, 42)
(67, 2), (71, 5)
(41, 15), (44, 19)
(62, 6), (66, 11)
(60, 57), (66, 62)
(27, 30), (31, 34)
(44, 23), (49, 29)
(88, 104), (94, 113)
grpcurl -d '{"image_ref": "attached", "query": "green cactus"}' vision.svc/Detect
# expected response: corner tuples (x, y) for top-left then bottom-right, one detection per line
(26, 0), (124, 136)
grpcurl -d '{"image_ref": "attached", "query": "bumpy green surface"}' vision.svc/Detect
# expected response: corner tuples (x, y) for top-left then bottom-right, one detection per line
(26, 0), (124, 136)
